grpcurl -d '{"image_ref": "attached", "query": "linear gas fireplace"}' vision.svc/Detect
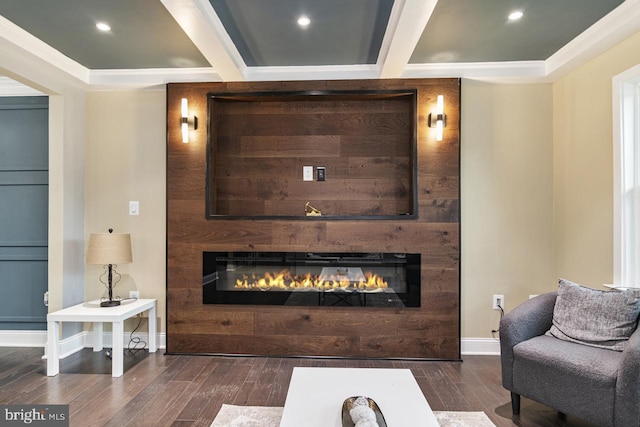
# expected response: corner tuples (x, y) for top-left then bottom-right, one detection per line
(203, 251), (420, 307)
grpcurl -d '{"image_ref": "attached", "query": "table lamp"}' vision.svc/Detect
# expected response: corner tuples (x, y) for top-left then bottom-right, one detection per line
(86, 228), (132, 307)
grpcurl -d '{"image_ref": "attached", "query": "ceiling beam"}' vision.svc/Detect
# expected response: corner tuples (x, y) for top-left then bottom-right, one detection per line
(545, 0), (640, 81)
(0, 76), (45, 96)
(378, 0), (438, 79)
(0, 14), (89, 88)
(160, 0), (245, 81)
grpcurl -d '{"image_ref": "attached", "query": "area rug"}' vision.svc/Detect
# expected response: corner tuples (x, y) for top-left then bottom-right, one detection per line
(433, 410), (495, 426)
(210, 404), (495, 426)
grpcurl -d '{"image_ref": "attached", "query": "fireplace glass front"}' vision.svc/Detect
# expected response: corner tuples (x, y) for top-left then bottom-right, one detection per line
(203, 251), (420, 307)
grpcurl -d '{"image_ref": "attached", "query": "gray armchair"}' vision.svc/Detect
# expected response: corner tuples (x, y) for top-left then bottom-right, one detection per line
(500, 292), (640, 427)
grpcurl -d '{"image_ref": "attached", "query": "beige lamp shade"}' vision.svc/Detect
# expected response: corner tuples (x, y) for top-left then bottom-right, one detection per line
(86, 232), (132, 265)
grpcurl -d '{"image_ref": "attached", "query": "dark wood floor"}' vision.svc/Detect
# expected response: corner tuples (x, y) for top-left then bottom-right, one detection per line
(0, 347), (597, 427)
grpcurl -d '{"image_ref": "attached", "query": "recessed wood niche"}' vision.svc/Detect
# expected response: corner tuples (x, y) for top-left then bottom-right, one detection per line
(166, 78), (461, 360)
(207, 90), (417, 219)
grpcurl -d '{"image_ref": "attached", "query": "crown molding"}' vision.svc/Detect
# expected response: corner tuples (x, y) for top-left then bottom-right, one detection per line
(88, 68), (222, 91)
(403, 61), (546, 82)
(243, 64), (380, 82)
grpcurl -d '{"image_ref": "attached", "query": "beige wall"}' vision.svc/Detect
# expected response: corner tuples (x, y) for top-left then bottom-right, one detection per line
(85, 91), (167, 331)
(553, 30), (640, 288)
(461, 28), (640, 338)
(460, 81), (555, 337)
(0, 31), (86, 331)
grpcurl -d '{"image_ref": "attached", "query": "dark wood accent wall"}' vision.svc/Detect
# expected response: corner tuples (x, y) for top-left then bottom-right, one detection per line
(166, 78), (461, 359)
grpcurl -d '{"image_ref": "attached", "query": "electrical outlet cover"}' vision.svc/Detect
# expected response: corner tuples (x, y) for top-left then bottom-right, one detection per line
(303, 166), (313, 181)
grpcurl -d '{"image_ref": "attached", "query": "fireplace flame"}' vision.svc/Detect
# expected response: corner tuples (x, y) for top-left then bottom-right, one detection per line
(234, 270), (388, 290)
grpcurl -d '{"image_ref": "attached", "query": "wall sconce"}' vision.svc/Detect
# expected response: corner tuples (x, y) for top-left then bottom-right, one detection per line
(428, 95), (446, 141)
(181, 98), (198, 143)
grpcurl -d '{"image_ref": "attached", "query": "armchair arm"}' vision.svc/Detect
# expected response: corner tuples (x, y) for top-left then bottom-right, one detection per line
(499, 292), (557, 390)
(614, 323), (640, 426)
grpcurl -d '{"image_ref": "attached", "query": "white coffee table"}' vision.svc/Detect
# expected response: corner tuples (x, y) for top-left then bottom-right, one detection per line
(280, 367), (439, 426)
(47, 298), (157, 377)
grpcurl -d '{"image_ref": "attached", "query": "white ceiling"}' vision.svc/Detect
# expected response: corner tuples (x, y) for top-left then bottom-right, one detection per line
(0, 0), (639, 92)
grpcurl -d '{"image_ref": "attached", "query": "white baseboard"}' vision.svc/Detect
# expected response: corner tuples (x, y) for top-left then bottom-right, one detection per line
(57, 331), (86, 358)
(0, 330), (166, 359)
(0, 330), (47, 347)
(2, 332), (496, 357)
(460, 338), (501, 355)
(82, 331), (167, 352)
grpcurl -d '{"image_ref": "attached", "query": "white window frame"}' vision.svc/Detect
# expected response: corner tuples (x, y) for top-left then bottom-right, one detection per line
(613, 64), (640, 287)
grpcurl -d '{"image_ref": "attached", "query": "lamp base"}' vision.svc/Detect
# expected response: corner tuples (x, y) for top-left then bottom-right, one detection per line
(100, 300), (121, 307)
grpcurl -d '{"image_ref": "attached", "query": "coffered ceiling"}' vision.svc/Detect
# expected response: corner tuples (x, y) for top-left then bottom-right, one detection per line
(0, 0), (638, 89)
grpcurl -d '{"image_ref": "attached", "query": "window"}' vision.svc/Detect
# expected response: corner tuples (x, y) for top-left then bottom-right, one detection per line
(613, 65), (640, 287)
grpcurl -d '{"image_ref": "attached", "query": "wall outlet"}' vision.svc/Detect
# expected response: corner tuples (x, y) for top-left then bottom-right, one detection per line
(129, 290), (140, 299)
(492, 294), (504, 310)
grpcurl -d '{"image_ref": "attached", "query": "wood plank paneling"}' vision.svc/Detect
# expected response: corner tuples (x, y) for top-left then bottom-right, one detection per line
(209, 91), (415, 217)
(166, 79), (461, 359)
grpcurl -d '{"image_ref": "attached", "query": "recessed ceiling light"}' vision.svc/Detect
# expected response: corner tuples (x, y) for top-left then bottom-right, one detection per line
(508, 10), (524, 21)
(297, 16), (311, 27)
(96, 22), (111, 32)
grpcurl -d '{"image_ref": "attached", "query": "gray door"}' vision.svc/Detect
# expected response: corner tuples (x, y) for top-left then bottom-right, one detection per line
(0, 96), (48, 330)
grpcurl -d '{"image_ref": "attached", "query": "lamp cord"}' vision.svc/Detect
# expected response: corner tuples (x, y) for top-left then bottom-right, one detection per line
(128, 314), (147, 354)
(491, 304), (505, 337)
(104, 313), (147, 359)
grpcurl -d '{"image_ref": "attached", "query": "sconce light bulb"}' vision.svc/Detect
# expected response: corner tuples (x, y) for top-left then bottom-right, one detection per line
(181, 98), (188, 118)
(436, 120), (444, 141)
(436, 95), (444, 114)
(181, 122), (189, 143)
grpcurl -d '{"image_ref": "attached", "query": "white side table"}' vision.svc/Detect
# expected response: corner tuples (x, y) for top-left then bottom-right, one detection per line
(47, 298), (157, 377)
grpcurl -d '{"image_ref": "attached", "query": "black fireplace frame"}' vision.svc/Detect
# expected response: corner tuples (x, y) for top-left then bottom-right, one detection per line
(203, 251), (421, 307)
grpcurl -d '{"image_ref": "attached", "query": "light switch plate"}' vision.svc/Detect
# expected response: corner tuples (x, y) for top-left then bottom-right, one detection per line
(303, 166), (313, 181)
(129, 201), (139, 215)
